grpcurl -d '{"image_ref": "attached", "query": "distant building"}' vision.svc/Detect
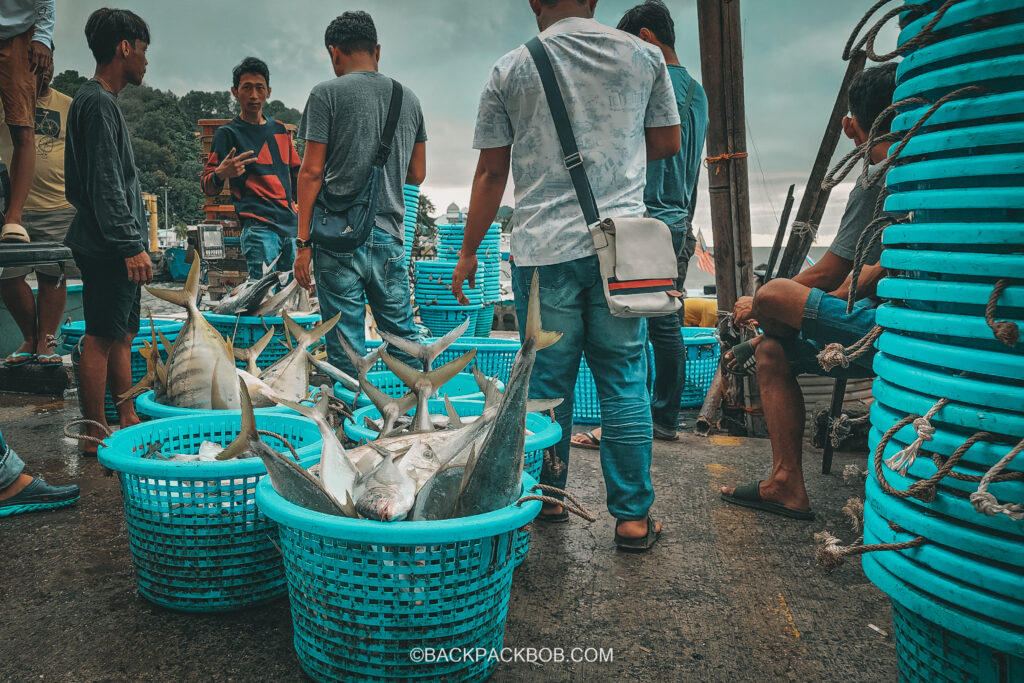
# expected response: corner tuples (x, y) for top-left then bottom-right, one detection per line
(445, 202), (467, 224)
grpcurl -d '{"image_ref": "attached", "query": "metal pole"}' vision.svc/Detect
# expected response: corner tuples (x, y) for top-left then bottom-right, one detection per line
(162, 185), (169, 233)
(821, 378), (848, 474)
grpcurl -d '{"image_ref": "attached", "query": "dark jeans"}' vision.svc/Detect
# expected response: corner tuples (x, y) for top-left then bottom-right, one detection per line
(241, 222), (295, 280)
(648, 222), (696, 432)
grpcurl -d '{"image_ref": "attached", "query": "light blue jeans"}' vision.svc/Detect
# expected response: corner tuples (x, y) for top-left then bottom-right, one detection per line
(512, 256), (654, 521)
(241, 221), (295, 280)
(0, 429), (25, 490)
(314, 228), (419, 376)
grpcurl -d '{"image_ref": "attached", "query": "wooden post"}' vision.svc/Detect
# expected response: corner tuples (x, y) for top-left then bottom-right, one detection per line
(776, 51), (867, 279)
(697, 0), (762, 435)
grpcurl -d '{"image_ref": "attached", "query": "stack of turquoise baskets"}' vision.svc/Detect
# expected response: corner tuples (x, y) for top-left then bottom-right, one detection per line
(402, 184), (419, 267)
(97, 413), (323, 611)
(863, 2), (1024, 678)
(414, 222), (501, 337)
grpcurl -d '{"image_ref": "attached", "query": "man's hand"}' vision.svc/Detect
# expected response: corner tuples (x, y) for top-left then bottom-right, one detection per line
(215, 147), (257, 181)
(451, 254), (478, 305)
(28, 41), (52, 75)
(733, 295), (756, 325)
(125, 250), (153, 285)
(294, 247), (314, 293)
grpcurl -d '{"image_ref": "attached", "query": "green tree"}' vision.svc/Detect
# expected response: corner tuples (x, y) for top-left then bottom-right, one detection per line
(495, 205), (513, 233)
(264, 99), (301, 126)
(51, 69), (87, 97)
(416, 193), (437, 238)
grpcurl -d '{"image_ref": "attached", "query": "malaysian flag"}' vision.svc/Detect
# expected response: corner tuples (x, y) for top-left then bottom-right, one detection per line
(695, 229), (716, 275)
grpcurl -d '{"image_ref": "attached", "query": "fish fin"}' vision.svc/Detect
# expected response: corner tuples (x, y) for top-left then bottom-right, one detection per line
(472, 365), (504, 410)
(236, 326), (274, 368)
(215, 376), (257, 460)
(525, 270), (562, 350)
(363, 416), (382, 432)
(459, 442), (481, 495)
(146, 258), (200, 308)
(378, 347), (476, 395)
(289, 311), (341, 349)
(261, 388), (331, 433)
(526, 398), (563, 413)
(443, 395), (464, 429)
(333, 329), (382, 377)
(376, 316), (469, 369)
(397, 391), (417, 414)
(117, 370), (153, 401)
(307, 352), (359, 392)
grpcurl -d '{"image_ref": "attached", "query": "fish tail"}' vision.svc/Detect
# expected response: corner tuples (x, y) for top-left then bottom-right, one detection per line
(286, 311), (341, 349)
(146, 258), (200, 308)
(525, 270), (562, 350)
(379, 347), (477, 395)
(334, 329), (380, 377)
(215, 376), (257, 460)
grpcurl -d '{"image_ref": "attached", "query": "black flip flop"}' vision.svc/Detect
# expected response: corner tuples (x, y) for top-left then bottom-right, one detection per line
(723, 340), (757, 376)
(614, 515), (661, 552)
(720, 481), (815, 520)
(537, 508), (570, 523)
(570, 429), (601, 451)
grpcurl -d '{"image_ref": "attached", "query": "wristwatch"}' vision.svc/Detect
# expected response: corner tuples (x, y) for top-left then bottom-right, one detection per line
(295, 237), (312, 249)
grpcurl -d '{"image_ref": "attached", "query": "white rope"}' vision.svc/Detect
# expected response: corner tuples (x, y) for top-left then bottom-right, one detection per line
(969, 438), (1024, 520)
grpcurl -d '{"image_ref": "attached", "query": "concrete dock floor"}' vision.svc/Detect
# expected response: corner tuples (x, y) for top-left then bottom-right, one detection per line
(1, 389), (897, 682)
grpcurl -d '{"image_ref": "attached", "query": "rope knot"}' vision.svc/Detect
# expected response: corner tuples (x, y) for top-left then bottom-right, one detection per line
(817, 343), (850, 371)
(813, 531), (850, 572)
(884, 417), (934, 476)
(703, 152), (748, 175)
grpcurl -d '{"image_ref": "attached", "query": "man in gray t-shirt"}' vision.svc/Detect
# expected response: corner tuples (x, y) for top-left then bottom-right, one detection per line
(294, 10), (427, 375)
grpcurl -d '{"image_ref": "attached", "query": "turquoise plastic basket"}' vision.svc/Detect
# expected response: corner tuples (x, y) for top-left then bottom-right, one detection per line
(96, 414), (324, 612)
(255, 471), (541, 682)
(203, 312), (321, 370)
(680, 327), (720, 407)
(365, 336), (520, 382)
(134, 387), (321, 421)
(334, 370), (497, 408)
(476, 304), (495, 337)
(890, 602), (1024, 682)
(418, 306), (480, 337)
(342, 398), (561, 566)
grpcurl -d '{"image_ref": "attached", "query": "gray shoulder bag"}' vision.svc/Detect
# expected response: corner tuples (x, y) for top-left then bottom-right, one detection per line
(525, 37), (681, 318)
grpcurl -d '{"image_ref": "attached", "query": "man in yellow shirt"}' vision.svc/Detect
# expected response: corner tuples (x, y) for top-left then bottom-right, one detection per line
(0, 62), (76, 366)
(683, 297), (718, 327)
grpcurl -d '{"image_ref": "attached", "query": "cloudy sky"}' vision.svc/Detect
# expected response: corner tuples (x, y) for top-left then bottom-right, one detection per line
(51, 0), (897, 245)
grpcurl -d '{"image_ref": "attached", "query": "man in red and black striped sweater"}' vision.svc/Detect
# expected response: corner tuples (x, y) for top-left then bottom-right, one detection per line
(201, 56), (299, 279)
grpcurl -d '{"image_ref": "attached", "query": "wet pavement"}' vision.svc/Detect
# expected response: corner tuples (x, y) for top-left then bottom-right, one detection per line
(1, 385), (897, 682)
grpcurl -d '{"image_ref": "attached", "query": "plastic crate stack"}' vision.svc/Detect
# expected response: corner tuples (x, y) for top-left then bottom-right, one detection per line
(402, 184), (419, 267)
(413, 222), (500, 337)
(859, 2), (1024, 679)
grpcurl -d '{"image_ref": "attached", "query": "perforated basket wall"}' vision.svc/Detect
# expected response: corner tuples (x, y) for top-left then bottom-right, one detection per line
(97, 414), (323, 612)
(681, 328), (720, 407)
(257, 473), (541, 682)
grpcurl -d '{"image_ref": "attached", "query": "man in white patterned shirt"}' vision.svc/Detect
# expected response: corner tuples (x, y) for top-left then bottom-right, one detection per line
(452, 0), (680, 551)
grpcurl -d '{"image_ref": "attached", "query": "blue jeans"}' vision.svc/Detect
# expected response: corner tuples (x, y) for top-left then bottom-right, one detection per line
(781, 288), (878, 379)
(648, 222), (695, 432)
(314, 228), (419, 376)
(512, 256), (653, 521)
(241, 222), (295, 280)
(0, 429), (25, 490)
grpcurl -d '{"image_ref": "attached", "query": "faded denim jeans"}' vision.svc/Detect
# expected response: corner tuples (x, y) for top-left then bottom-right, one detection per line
(314, 227), (419, 376)
(648, 222), (696, 432)
(0, 428), (25, 490)
(512, 256), (654, 521)
(241, 221), (295, 280)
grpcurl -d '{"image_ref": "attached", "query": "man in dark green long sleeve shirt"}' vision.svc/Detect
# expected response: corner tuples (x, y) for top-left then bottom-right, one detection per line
(63, 8), (151, 452)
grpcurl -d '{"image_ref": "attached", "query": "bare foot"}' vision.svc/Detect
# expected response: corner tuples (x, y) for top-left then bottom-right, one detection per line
(570, 428), (602, 448)
(541, 502), (563, 516)
(0, 473), (33, 500)
(615, 517), (662, 539)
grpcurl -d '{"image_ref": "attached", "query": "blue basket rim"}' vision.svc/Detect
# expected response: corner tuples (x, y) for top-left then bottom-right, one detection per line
(897, 21), (1024, 82)
(877, 304), (1023, 344)
(203, 312), (321, 325)
(875, 350), (1024, 411)
(97, 413), (321, 477)
(893, 91), (1024, 133)
(134, 388), (319, 417)
(256, 471), (541, 543)
(877, 278), (1024, 307)
(897, 0), (1024, 48)
(877, 330), (1024, 379)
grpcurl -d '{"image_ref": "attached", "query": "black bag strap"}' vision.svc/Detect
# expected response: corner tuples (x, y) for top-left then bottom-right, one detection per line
(525, 37), (600, 227)
(373, 79), (404, 167)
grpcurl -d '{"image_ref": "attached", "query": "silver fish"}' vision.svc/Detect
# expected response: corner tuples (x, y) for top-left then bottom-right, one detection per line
(354, 447), (417, 521)
(146, 259), (240, 410)
(255, 279), (300, 317)
(210, 259), (282, 315)
(258, 312), (341, 403)
(453, 271), (561, 518)
(306, 352), (359, 393)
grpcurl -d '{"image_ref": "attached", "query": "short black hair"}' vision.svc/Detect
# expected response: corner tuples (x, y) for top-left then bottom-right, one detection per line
(232, 57), (269, 89)
(848, 63), (898, 133)
(84, 8), (150, 64)
(617, 0), (675, 50)
(539, 0), (587, 7)
(324, 11), (377, 55)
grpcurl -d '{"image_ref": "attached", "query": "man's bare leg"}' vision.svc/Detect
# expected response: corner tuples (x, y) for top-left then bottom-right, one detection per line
(78, 334), (115, 453)
(0, 275), (37, 360)
(3, 124), (34, 227)
(720, 336), (810, 511)
(108, 335), (140, 428)
(34, 273), (67, 360)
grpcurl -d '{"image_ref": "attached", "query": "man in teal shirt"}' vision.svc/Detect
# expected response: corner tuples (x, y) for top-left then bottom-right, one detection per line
(573, 0), (708, 449)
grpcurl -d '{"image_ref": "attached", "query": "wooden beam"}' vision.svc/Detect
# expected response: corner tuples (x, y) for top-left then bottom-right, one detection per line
(777, 50), (867, 279)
